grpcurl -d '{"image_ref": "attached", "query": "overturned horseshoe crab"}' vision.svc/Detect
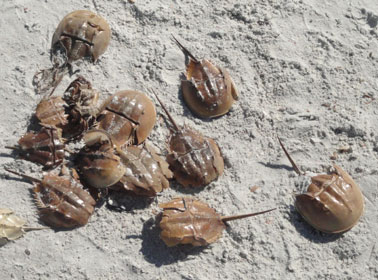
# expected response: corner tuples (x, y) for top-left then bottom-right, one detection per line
(172, 36), (238, 118)
(278, 137), (364, 233)
(158, 197), (275, 247)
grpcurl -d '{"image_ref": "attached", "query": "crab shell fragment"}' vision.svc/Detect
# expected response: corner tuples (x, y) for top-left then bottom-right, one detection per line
(0, 208), (28, 245)
(295, 165), (364, 233)
(35, 96), (69, 128)
(63, 76), (100, 137)
(182, 59), (238, 118)
(33, 173), (96, 228)
(52, 10), (111, 62)
(159, 198), (226, 247)
(97, 90), (156, 146)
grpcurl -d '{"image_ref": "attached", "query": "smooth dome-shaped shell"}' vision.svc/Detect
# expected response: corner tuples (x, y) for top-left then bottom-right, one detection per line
(182, 59), (238, 118)
(78, 131), (126, 189)
(295, 165), (364, 233)
(52, 10), (111, 62)
(98, 90), (156, 146)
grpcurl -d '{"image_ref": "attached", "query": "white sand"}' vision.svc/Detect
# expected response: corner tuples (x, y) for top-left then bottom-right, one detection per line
(1, 0), (377, 279)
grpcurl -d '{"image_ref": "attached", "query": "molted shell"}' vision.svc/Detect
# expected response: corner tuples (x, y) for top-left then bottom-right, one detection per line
(34, 173), (96, 228)
(63, 76), (100, 137)
(97, 90), (156, 146)
(295, 165), (364, 233)
(35, 96), (68, 128)
(0, 208), (27, 245)
(159, 198), (226, 247)
(52, 10), (111, 62)
(167, 127), (224, 187)
(173, 37), (238, 118)
(64, 76), (99, 117)
(110, 143), (173, 196)
(17, 127), (65, 168)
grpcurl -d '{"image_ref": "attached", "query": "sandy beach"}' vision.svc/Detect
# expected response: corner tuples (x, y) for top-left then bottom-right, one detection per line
(0, 0), (377, 279)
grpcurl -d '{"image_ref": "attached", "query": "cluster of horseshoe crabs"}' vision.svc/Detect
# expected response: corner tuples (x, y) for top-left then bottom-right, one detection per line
(3, 9), (365, 250)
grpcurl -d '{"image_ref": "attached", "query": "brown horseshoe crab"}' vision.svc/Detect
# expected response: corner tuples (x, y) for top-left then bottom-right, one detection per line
(97, 90), (156, 147)
(158, 197), (275, 247)
(52, 10), (111, 63)
(5, 168), (96, 229)
(278, 137), (364, 233)
(172, 36), (238, 118)
(153, 91), (224, 187)
(33, 10), (111, 96)
(5, 127), (65, 168)
(78, 130), (172, 196)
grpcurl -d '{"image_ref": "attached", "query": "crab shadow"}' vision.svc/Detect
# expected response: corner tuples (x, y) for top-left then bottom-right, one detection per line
(26, 115), (43, 133)
(170, 181), (206, 195)
(126, 217), (206, 267)
(103, 190), (154, 212)
(288, 205), (343, 243)
(258, 161), (294, 173)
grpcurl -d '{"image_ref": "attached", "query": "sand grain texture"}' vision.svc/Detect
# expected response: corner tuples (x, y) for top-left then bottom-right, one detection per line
(1, 0), (378, 279)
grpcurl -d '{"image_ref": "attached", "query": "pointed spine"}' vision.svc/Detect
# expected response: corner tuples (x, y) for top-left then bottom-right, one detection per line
(278, 137), (302, 175)
(151, 90), (180, 132)
(171, 35), (199, 63)
(4, 168), (42, 183)
(221, 208), (276, 223)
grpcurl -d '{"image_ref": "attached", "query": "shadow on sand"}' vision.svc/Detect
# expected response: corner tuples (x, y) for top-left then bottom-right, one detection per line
(126, 217), (206, 267)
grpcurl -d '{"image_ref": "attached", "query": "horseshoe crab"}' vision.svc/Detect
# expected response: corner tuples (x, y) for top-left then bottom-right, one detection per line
(278, 138), (364, 233)
(153, 92), (224, 187)
(78, 130), (172, 196)
(52, 10), (111, 63)
(97, 90), (156, 147)
(158, 197), (275, 247)
(5, 168), (96, 229)
(6, 127), (65, 168)
(172, 36), (238, 118)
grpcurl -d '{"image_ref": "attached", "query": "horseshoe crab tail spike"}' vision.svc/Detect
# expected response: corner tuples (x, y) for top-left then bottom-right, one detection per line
(4, 168), (42, 183)
(151, 90), (180, 131)
(4, 146), (18, 150)
(277, 137), (302, 175)
(23, 226), (50, 232)
(171, 35), (199, 63)
(221, 208), (276, 223)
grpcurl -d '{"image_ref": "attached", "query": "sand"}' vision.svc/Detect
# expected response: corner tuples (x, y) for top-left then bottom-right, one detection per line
(0, 0), (377, 279)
